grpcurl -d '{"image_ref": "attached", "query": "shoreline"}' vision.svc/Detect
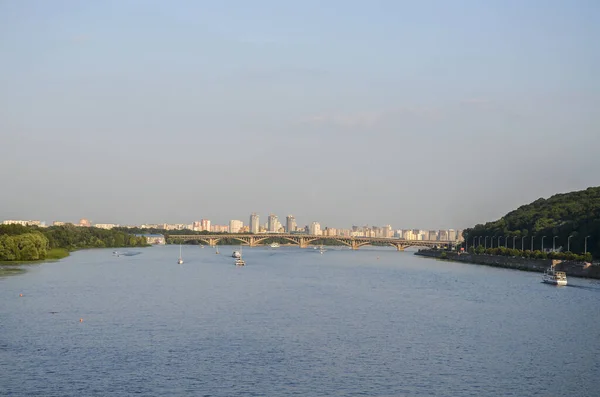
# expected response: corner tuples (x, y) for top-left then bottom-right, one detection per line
(415, 250), (600, 280)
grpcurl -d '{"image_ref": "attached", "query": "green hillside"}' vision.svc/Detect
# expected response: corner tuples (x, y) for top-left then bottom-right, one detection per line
(463, 186), (600, 258)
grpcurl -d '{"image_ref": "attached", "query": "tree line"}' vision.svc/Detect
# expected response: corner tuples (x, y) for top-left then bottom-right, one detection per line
(0, 224), (147, 261)
(462, 186), (600, 259)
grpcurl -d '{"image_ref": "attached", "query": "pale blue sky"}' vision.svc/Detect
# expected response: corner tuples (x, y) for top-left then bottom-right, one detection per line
(1, 0), (599, 229)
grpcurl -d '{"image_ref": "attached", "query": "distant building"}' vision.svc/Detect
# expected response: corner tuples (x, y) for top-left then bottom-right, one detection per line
(448, 229), (457, 241)
(79, 218), (91, 227)
(309, 222), (322, 236)
(53, 221), (66, 226)
(135, 234), (165, 245)
(211, 225), (228, 233)
(268, 214), (278, 233)
(2, 220), (41, 226)
(438, 230), (449, 241)
(382, 225), (393, 238)
(249, 213), (260, 233)
(286, 215), (296, 233)
(201, 219), (211, 232)
(94, 223), (119, 230)
(229, 220), (243, 233)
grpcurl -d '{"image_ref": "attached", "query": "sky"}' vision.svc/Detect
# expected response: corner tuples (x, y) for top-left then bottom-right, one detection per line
(1, 0), (599, 230)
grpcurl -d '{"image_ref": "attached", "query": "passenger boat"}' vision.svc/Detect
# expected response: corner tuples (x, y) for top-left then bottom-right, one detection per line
(235, 258), (246, 266)
(270, 242), (280, 248)
(542, 267), (567, 286)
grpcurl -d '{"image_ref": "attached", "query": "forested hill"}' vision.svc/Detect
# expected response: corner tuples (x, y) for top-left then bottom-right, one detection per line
(0, 224), (147, 261)
(463, 186), (600, 258)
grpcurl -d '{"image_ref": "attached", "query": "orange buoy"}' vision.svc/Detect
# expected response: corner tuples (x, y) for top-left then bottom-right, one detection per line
(79, 318), (83, 322)
(19, 293), (23, 297)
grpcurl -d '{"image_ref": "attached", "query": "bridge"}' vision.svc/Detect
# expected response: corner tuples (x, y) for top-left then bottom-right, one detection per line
(168, 234), (454, 251)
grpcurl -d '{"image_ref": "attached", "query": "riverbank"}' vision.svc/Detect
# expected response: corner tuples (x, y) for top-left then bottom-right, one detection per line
(415, 250), (600, 280)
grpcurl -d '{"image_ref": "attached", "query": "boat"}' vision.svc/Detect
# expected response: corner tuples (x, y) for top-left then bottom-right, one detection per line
(235, 258), (246, 266)
(270, 242), (280, 248)
(319, 244), (326, 254)
(177, 244), (184, 264)
(234, 245), (245, 266)
(200, 244), (204, 248)
(232, 250), (241, 258)
(543, 267), (567, 286)
(215, 245), (220, 254)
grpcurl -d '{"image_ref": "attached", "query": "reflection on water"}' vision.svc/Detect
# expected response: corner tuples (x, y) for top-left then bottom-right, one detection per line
(1, 246), (599, 396)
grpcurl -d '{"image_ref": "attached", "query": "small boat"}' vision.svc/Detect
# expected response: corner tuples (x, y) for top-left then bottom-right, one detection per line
(178, 244), (184, 264)
(319, 244), (326, 254)
(232, 250), (241, 258)
(200, 244), (204, 248)
(235, 258), (246, 266)
(215, 245), (220, 254)
(542, 267), (567, 286)
(270, 242), (280, 248)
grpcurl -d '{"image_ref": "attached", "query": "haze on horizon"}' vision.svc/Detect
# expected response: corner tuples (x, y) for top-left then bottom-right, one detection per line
(1, 0), (599, 230)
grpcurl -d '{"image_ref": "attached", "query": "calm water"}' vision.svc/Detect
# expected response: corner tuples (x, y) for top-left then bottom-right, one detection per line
(1, 246), (599, 396)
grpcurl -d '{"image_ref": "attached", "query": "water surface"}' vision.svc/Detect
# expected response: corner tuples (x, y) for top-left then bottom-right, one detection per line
(2, 246), (599, 396)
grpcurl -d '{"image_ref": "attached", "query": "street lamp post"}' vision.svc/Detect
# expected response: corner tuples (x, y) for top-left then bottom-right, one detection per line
(531, 236), (534, 251)
(541, 236), (546, 252)
(491, 236), (496, 248)
(585, 235), (591, 255)
(485, 236), (489, 249)
(568, 235), (573, 252)
(498, 236), (503, 248)
(513, 236), (517, 249)
(478, 236), (482, 247)
(522, 236), (526, 251)
(553, 236), (558, 252)
(472, 236), (476, 249)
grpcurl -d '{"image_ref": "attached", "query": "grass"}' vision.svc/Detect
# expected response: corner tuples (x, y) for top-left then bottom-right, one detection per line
(46, 248), (70, 260)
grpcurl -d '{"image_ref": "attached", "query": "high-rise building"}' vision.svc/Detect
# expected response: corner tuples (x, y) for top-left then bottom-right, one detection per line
(249, 213), (259, 234)
(448, 229), (457, 241)
(438, 230), (449, 241)
(286, 215), (296, 233)
(268, 214), (278, 233)
(229, 220), (243, 233)
(309, 222), (322, 236)
(201, 219), (211, 232)
(382, 225), (393, 238)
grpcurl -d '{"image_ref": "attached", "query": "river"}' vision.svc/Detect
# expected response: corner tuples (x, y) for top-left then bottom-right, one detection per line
(1, 245), (599, 396)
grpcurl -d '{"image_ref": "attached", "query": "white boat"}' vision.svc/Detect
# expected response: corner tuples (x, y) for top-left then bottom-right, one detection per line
(177, 244), (184, 264)
(234, 245), (245, 266)
(215, 245), (220, 254)
(542, 267), (567, 286)
(319, 244), (326, 254)
(270, 242), (280, 248)
(235, 258), (246, 266)
(232, 250), (241, 258)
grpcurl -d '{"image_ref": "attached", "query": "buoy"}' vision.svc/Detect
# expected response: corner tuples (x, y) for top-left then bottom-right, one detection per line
(19, 294), (23, 297)
(79, 318), (83, 322)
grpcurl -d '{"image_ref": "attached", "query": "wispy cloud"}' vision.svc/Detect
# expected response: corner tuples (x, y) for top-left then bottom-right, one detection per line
(70, 34), (90, 44)
(303, 106), (440, 128)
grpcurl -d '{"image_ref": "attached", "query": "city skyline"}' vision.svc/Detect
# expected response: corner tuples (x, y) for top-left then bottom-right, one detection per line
(1, 2), (599, 230)
(1, 213), (461, 236)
